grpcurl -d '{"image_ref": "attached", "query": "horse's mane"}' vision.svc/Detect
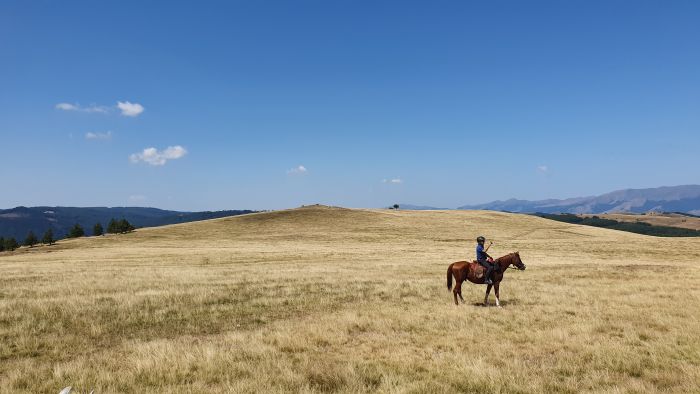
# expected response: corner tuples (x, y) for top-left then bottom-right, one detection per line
(495, 252), (517, 263)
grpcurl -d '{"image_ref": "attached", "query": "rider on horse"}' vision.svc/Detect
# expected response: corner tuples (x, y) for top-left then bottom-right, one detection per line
(476, 236), (495, 285)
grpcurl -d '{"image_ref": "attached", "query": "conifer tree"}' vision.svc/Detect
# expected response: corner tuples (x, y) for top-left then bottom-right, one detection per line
(42, 228), (55, 245)
(118, 219), (135, 233)
(107, 218), (118, 234)
(93, 223), (104, 236)
(24, 231), (38, 247)
(68, 223), (85, 238)
(5, 237), (19, 251)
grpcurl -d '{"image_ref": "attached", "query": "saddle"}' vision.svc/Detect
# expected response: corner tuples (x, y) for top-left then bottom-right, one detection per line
(469, 261), (486, 279)
(468, 260), (499, 279)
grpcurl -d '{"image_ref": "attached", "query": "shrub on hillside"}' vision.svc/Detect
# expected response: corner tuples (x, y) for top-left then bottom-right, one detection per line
(107, 218), (135, 234)
(4, 237), (19, 251)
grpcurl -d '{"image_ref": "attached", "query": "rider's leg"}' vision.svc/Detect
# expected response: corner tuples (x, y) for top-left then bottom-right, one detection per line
(484, 262), (494, 284)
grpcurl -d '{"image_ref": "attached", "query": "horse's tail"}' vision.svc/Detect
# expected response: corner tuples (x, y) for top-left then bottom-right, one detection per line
(447, 263), (454, 290)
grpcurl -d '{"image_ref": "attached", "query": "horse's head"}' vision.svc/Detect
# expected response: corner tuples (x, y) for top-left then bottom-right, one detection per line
(511, 252), (526, 270)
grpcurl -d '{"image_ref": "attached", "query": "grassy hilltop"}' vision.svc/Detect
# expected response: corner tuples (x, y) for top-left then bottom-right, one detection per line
(1, 206), (699, 393)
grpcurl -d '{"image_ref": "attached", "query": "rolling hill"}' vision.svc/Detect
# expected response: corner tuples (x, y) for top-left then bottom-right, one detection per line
(0, 206), (255, 241)
(2, 206), (699, 392)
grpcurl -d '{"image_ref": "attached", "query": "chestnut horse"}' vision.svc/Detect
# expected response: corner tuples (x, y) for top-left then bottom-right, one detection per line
(446, 252), (526, 306)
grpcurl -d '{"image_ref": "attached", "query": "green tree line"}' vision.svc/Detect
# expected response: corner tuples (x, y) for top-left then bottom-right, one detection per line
(0, 218), (136, 252)
(534, 213), (700, 237)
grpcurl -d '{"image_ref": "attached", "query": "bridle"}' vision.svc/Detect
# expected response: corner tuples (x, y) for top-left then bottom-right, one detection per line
(506, 253), (526, 270)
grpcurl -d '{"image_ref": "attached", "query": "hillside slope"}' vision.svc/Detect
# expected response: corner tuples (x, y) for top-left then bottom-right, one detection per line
(2, 206), (699, 393)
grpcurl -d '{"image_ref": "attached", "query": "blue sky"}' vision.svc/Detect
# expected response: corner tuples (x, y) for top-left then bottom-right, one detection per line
(1, 1), (699, 211)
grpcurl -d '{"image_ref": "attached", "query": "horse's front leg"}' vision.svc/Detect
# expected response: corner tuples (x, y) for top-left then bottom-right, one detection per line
(494, 282), (501, 307)
(483, 284), (492, 306)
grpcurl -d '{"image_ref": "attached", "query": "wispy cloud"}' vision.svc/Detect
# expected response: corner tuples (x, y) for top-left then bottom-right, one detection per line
(117, 101), (144, 117)
(287, 165), (308, 175)
(382, 178), (403, 184)
(85, 131), (112, 140)
(56, 103), (79, 111)
(128, 194), (147, 203)
(537, 165), (549, 173)
(129, 146), (187, 166)
(55, 102), (109, 113)
(55, 101), (144, 116)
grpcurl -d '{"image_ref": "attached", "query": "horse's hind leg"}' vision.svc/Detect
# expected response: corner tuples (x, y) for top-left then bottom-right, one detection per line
(453, 280), (460, 305)
(484, 284), (492, 306)
(456, 273), (465, 303)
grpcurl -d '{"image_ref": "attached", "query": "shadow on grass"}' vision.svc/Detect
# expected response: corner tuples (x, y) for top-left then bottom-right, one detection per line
(470, 299), (519, 307)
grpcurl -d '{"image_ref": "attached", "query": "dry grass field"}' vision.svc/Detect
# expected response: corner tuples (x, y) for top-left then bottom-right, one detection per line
(1, 205), (700, 393)
(580, 212), (700, 231)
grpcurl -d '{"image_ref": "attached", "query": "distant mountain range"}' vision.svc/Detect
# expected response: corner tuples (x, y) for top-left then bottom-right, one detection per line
(404, 185), (700, 215)
(0, 206), (255, 241)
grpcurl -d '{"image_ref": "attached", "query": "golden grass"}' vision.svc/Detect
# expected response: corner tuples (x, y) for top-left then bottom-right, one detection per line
(1, 205), (699, 393)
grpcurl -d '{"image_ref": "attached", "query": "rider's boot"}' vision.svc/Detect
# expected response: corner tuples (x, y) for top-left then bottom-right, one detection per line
(484, 277), (493, 285)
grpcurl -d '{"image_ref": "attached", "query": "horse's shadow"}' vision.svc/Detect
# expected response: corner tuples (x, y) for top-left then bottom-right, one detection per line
(471, 300), (518, 307)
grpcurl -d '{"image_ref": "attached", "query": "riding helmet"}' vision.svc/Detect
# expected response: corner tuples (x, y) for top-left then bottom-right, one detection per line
(476, 236), (485, 243)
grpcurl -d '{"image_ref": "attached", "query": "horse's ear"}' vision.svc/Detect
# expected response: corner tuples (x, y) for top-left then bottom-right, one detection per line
(516, 251), (520, 255)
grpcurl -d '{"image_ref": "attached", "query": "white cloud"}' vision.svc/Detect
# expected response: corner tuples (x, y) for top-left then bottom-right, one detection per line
(55, 102), (108, 113)
(537, 165), (549, 173)
(85, 131), (112, 140)
(287, 165), (308, 175)
(129, 145), (187, 166)
(56, 103), (79, 111)
(56, 100), (145, 116)
(382, 178), (403, 184)
(117, 101), (144, 117)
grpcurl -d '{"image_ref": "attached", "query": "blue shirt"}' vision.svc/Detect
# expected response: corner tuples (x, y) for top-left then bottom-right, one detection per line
(476, 244), (488, 262)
